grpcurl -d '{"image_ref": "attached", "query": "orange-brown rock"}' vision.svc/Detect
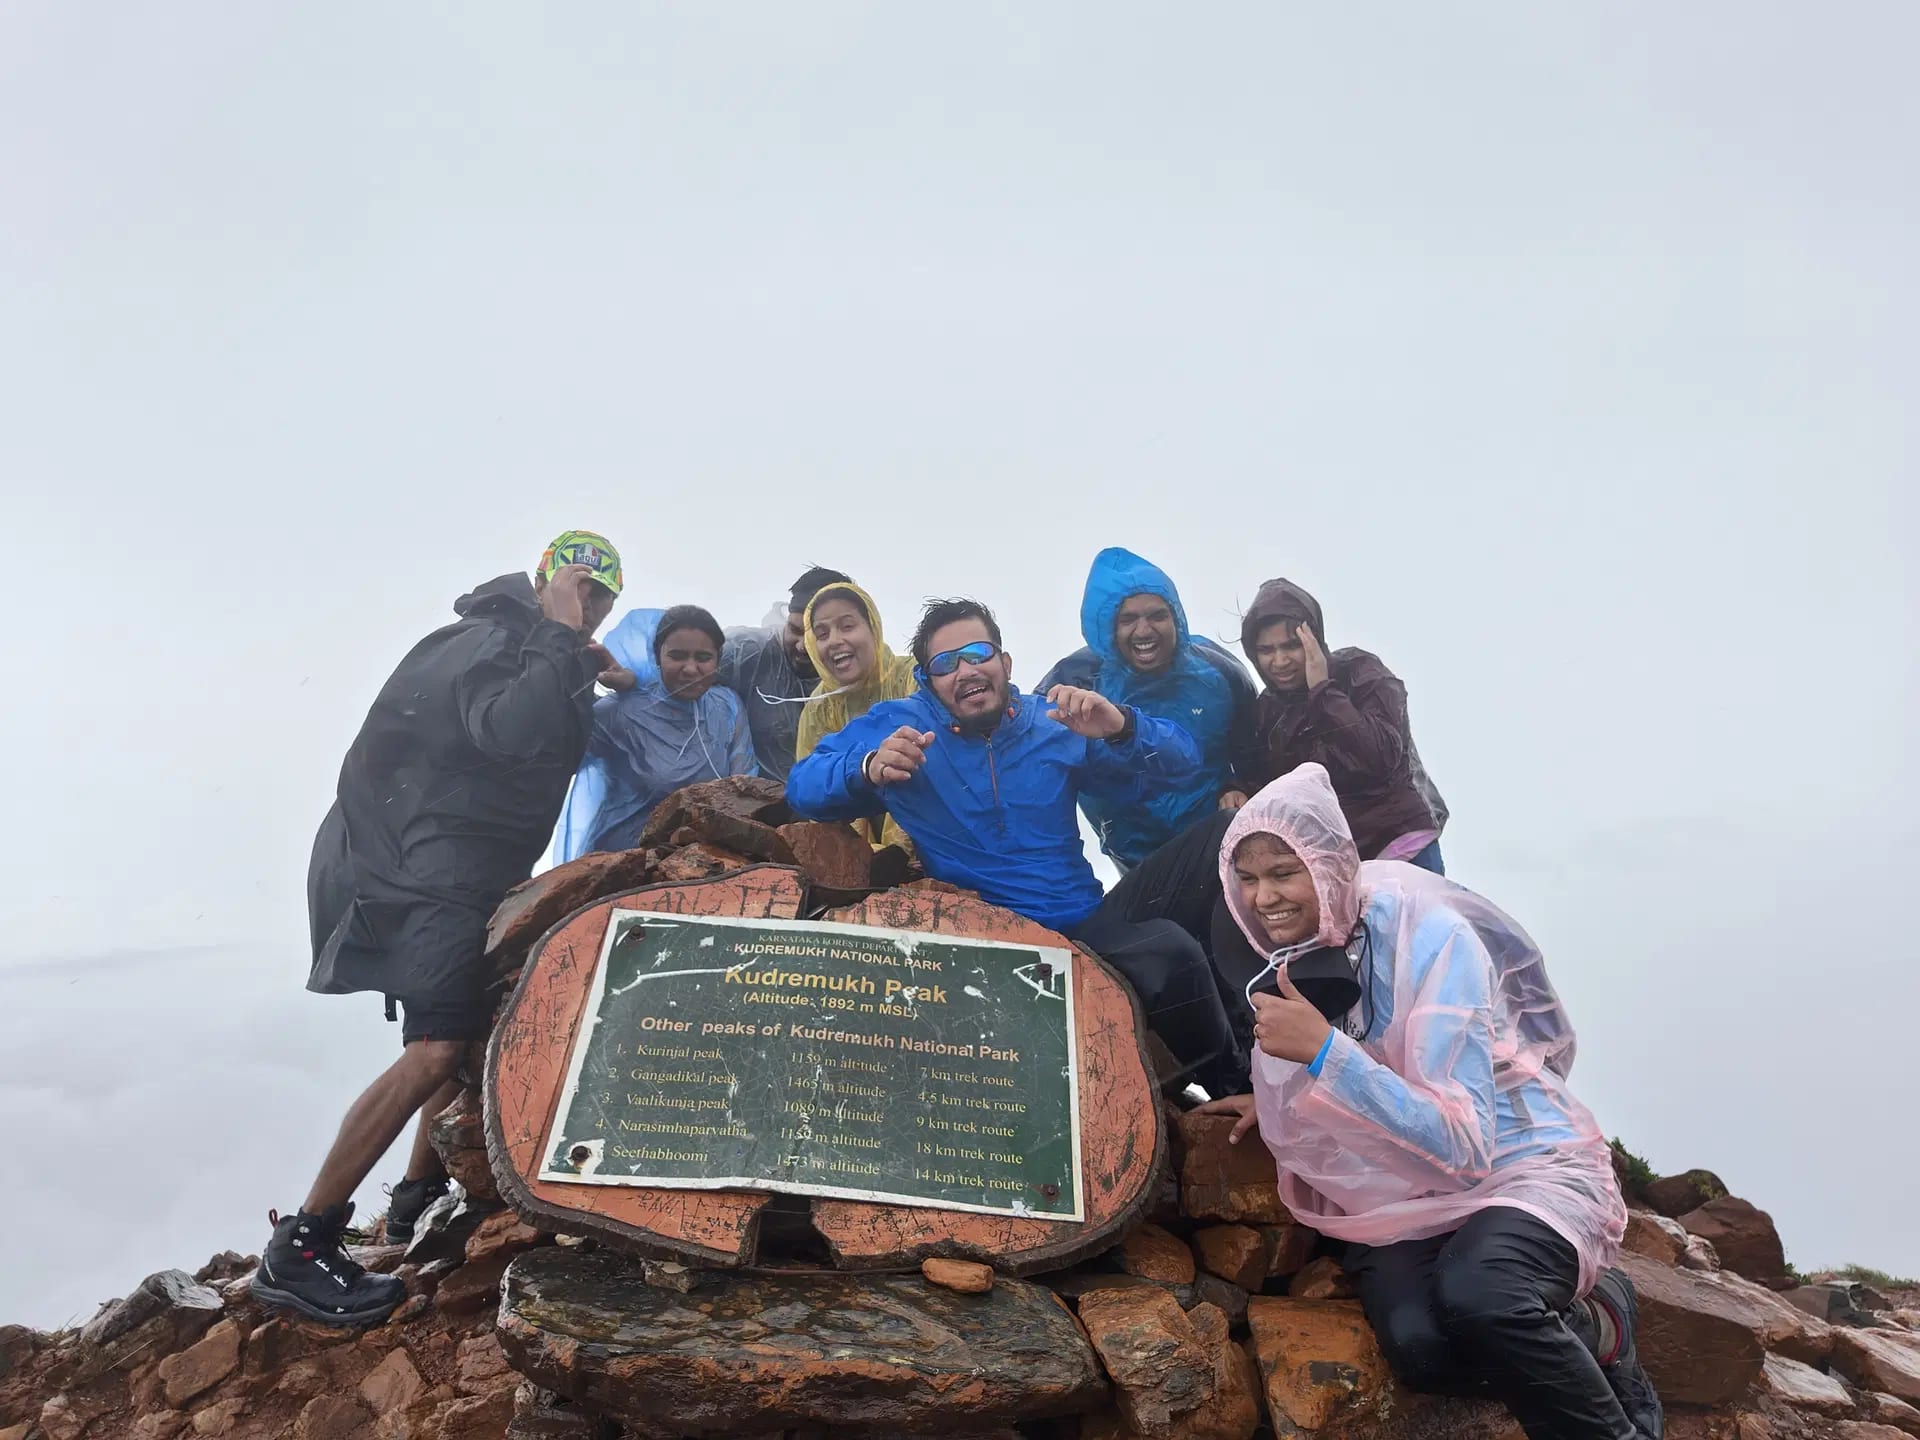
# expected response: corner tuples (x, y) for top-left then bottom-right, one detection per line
(1176, 1114), (1289, 1224)
(496, 1246), (1108, 1436)
(1265, 1222), (1318, 1279)
(69, 1269), (225, 1386)
(434, 1252), (513, 1315)
(1193, 1226), (1269, 1292)
(1621, 1253), (1769, 1404)
(921, 1258), (995, 1294)
(779, 820), (873, 893)
(1833, 1328), (1920, 1404)
(429, 1086), (499, 1205)
(1760, 1353), (1854, 1414)
(1623, 1210), (1686, 1266)
(1288, 1255), (1356, 1300)
(1246, 1297), (1391, 1434)
(484, 849), (657, 970)
(1192, 1273), (1251, 1331)
(653, 842), (755, 881)
(1075, 1286), (1216, 1436)
(294, 1392), (374, 1440)
(466, 1212), (545, 1266)
(1183, 1304), (1262, 1440)
(1075, 1311), (1263, 1440)
(1866, 1392), (1920, 1437)
(1643, 1169), (1729, 1218)
(1701, 1268), (1837, 1365)
(156, 1317), (241, 1407)
(1683, 1234), (1724, 1272)
(638, 776), (791, 848)
(1122, 1224), (1198, 1286)
(422, 1388), (515, 1437)
(359, 1346), (427, 1417)
(455, 1334), (515, 1397)
(1681, 1197), (1791, 1289)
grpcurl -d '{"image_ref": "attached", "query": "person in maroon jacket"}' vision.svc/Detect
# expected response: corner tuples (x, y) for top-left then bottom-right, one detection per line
(1232, 578), (1447, 872)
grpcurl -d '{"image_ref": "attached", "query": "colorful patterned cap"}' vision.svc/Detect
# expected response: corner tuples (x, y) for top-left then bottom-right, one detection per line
(538, 529), (623, 596)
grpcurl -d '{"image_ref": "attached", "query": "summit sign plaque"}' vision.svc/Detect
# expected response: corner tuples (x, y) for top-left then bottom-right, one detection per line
(539, 910), (1085, 1220)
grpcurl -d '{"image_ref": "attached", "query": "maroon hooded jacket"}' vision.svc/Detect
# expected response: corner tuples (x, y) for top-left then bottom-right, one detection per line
(1233, 579), (1442, 860)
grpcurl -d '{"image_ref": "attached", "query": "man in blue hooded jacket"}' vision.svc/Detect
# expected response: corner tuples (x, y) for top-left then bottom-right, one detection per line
(1039, 548), (1258, 869)
(786, 596), (1241, 1091)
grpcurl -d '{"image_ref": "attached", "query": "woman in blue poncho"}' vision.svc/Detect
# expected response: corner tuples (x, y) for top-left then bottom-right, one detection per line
(1038, 547), (1258, 869)
(569, 605), (758, 855)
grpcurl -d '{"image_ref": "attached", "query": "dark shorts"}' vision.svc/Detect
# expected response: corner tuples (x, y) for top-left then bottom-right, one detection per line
(394, 985), (495, 1046)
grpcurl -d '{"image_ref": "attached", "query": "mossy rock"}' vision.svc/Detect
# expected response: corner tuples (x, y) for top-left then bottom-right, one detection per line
(1643, 1168), (1730, 1218)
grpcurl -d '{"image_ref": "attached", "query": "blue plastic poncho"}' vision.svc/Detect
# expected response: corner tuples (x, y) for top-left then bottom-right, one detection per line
(554, 607), (760, 860)
(576, 676), (757, 854)
(560, 608), (759, 856)
(552, 610), (660, 862)
(1037, 548), (1255, 866)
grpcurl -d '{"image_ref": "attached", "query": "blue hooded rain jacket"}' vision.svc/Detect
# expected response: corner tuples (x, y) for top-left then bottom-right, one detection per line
(784, 677), (1203, 932)
(1037, 548), (1256, 867)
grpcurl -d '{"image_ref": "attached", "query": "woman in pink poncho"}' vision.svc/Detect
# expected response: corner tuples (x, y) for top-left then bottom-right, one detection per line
(1194, 764), (1661, 1440)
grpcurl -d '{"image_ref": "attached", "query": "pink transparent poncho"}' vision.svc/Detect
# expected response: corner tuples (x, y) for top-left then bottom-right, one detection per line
(1219, 764), (1625, 1295)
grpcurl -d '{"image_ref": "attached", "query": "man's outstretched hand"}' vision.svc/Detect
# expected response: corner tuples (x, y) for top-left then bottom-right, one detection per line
(864, 726), (934, 785)
(584, 643), (636, 691)
(1045, 685), (1129, 739)
(1193, 1093), (1259, 1144)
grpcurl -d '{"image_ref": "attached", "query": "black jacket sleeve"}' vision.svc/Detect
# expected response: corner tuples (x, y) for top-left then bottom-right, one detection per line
(453, 618), (595, 763)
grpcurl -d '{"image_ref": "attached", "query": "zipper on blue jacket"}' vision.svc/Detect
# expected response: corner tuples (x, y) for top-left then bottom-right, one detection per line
(985, 737), (1008, 835)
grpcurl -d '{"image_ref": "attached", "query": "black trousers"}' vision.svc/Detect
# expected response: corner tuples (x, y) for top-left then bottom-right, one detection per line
(1069, 897), (1238, 1096)
(1342, 1209), (1634, 1440)
(1103, 810), (1265, 1093)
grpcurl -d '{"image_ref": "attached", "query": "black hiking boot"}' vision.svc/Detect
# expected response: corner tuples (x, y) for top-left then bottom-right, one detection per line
(250, 1203), (404, 1327)
(1575, 1266), (1664, 1440)
(382, 1175), (451, 1245)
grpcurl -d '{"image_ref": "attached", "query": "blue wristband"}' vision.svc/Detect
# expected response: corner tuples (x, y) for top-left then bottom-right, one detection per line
(1306, 1029), (1335, 1076)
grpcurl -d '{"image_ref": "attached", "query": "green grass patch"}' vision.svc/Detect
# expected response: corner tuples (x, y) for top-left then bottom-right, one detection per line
(1830, 1263), (1919, 1289)
(1609, 1139), (1657, 1194)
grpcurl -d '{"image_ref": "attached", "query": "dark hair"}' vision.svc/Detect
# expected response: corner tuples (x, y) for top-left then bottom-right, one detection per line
(808, 584), (870, 627)
(653, 605), (725, 660)
(788, 565), (853, 615)
(911, 598), (1003, 668)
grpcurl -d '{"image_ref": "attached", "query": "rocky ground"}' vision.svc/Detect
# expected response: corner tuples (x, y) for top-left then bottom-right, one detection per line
(4, 1108), (1914, 1439)
(6, 782), (1916, 1439)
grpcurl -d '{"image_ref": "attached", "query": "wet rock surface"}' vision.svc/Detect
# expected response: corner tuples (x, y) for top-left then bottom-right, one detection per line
(1680, 1196), (1791, 1290)
(1176, 1114), (1292, 1225)
(496, 1245), (1108, 1436)
(1622, 1253), (1770, 1404)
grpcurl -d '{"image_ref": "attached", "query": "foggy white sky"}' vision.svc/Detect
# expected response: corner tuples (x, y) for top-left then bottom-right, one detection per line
(2, 4), (1914, 1327)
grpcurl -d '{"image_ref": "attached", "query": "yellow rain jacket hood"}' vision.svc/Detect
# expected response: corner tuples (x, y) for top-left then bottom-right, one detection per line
(795, 581), (916, 848)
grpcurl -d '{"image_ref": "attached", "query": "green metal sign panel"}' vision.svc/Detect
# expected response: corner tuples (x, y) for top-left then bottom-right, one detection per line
(539, 910), (1085, 1220)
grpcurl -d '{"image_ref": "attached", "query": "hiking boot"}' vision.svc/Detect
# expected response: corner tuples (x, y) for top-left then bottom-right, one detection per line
(1582, 1266), (1664, 1440)
(382, 1175), (451, 1245)
(250, 1203), (404, 1327)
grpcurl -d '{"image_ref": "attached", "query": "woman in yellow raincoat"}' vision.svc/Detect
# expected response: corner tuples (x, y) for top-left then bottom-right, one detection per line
(796, 580), (916, 849)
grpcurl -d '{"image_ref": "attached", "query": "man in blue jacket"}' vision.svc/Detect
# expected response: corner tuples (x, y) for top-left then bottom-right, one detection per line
(786, 596), (1239, 1091)
(1039, 548), (1258, 869)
